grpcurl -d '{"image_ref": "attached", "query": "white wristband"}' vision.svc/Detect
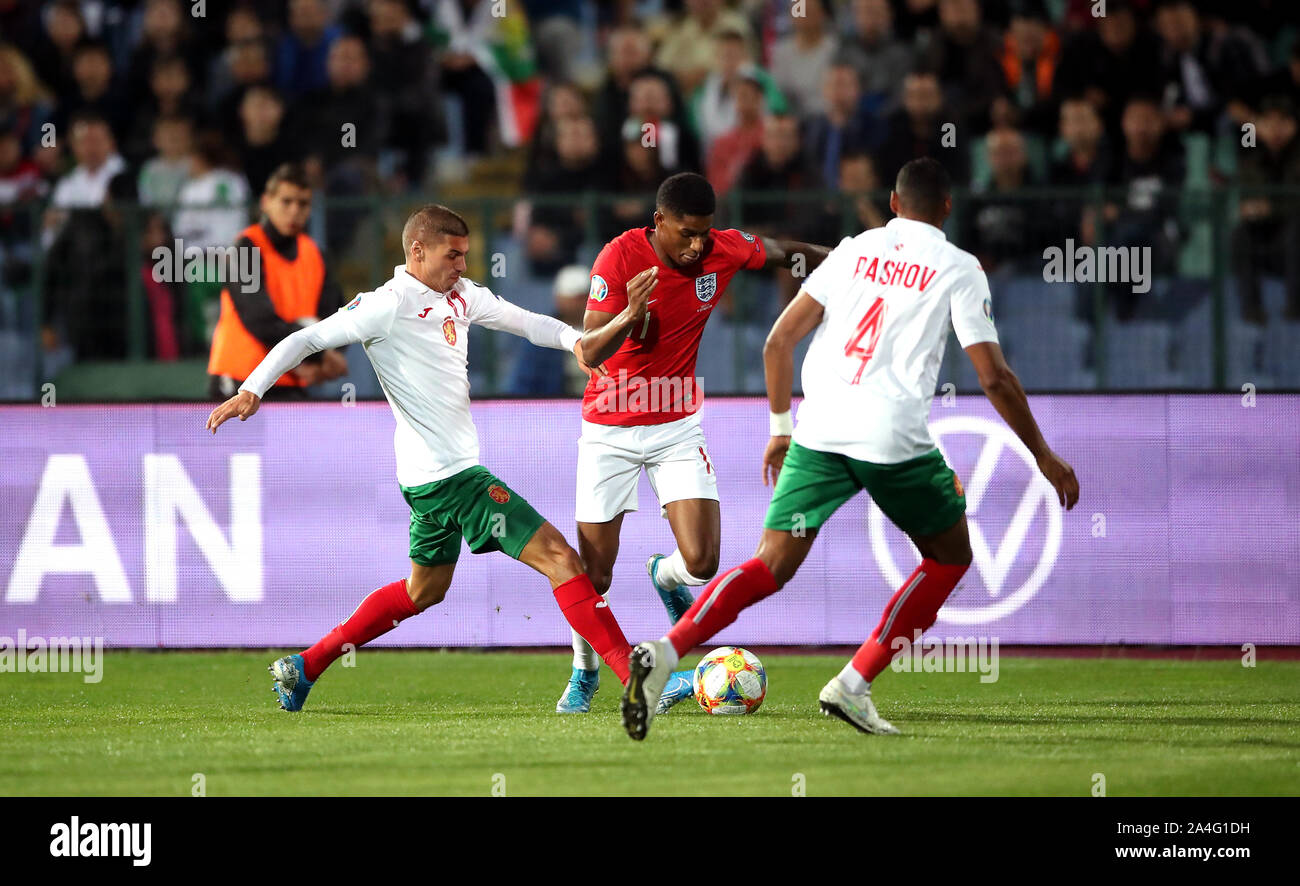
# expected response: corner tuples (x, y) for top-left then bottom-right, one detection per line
(769, 410), (793, 436)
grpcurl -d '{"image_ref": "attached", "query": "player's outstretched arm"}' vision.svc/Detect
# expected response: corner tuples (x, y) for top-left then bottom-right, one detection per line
(580, 266), (657, 366)
(206, 390), (261, 433)
(204, 297), (382, 435)
(965, 341), (1080, 509)
(759, 237), (831, 274)
(761, 290), (824, 486)
(471, 294), (606, 378)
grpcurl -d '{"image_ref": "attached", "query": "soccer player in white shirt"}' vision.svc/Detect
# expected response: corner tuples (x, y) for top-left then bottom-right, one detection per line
(621, 158), (1080, 740)
(206, 204), (645, 711)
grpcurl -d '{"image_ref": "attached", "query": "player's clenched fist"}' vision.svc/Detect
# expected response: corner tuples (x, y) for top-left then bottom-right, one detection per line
(623, 266), (658, 322)
(206, 390), (261, 433)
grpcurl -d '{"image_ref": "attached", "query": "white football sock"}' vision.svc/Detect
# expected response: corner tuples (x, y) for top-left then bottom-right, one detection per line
(837, 662), (869, 696)
(656, 636), (680, 671)
(571, 596), (606, 671)
(653, 550), (708, 590)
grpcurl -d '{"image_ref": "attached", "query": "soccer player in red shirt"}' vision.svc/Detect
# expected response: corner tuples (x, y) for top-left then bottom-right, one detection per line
(555, 172), (831, 712)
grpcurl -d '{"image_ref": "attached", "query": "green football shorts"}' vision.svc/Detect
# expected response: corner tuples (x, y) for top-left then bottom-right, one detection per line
(401, 466), (547, 566)
(763, 441), (965, 539)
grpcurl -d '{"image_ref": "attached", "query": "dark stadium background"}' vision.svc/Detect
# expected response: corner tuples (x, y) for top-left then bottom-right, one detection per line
(1, 0), (1297, 649)
(0, 0), (1298, 399)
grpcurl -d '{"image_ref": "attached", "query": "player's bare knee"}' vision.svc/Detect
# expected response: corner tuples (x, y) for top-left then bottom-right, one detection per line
(684, 549), (719, 581)
(586, 565), (613, 595)
(408, 578), (449, 611)
(932, 535), (973, 567)
(768, 558), (798, 589)
(946, 543), (973, 568)
(544, 540), (585, 583)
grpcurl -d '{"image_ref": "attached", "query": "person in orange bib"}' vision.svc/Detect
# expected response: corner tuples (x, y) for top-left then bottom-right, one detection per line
(207, 162), (349, 399)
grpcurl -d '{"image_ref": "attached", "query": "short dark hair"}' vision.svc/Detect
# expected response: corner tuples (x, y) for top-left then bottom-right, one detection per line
(68, 110), (111, 133)
(264, 162), (311, 194)
(656, 172), (716, 219)
(194, 129), (235, 170)
(402, 204), (470, 254)
(1259, 94), (1297, 118)
(894, 157), (951, 217)
(72, 38), (111, 61)
(1123, 91), (1162, 112)
(244, 83), (285, 106)
(153, 112), (193, 130)
(151, 54), (189, 78)
(840, 150), (874, 168)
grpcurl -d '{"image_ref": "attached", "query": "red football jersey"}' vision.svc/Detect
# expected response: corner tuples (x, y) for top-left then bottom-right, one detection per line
(582, 226), (767, 425)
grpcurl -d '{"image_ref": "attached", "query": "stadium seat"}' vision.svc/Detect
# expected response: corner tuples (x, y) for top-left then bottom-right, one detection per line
(1225, 321), (1270, 388)
(1262, 322), (1300, 386)
(987, 278), (1095, 389)
(940, 329), (982, 391)
(1103, 320), (1185, 388)
(993, 275), (1077, 321)
(1173, 297), (1215, 388)
(696, 314), (738, 394)
(737, 323), (771, 393)
(1259, 277), (1291, 320)
(999, 314), (1095, 389)
(0, 331), (36, 400)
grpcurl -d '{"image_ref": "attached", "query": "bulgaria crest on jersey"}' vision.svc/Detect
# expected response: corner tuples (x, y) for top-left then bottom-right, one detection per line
(442, 317), (457, 345)
(487, 484), (510, 503)
(695, 272), (717, 302)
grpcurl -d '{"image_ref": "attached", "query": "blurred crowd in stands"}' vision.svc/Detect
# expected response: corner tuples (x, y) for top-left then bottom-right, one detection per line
(1, 0), (1299, 380)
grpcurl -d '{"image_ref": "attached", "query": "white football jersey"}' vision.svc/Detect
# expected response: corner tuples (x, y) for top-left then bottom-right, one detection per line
(241, 266), (581, 487)
(794, 217), (999, 464)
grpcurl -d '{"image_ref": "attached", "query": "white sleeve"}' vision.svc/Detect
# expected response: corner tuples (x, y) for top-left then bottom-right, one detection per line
(471, 287), (581, 352)
(238, 292), (396, 397)
(949, 263), (999, 348)
(799, 236), (853, 305)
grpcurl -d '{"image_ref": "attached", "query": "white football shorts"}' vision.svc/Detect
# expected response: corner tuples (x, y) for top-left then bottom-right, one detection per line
(575, 412), (719, 523)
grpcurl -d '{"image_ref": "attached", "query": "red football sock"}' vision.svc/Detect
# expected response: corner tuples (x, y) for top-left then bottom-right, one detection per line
(553, 574), (631, 684)
(301, 578), (418, 682)
(850, 559), (969, 682)
(666, 558), (779, 658)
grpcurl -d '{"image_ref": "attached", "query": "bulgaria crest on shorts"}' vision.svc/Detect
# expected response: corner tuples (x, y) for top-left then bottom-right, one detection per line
(695, 272), (717, 302)
(442, 317), (457, 346)
(487, 484), (510, 503)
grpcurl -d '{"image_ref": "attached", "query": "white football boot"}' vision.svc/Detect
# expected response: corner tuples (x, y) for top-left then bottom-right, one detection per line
(818, 676), (901, 735)
(621, 640), (674, 741)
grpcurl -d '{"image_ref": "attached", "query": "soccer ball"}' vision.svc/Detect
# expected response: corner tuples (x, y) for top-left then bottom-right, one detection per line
(693, 646), (766, 715)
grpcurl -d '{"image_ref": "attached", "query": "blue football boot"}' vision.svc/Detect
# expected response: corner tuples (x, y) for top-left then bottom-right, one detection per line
(269, 653), (314, 712)
(656, 669), (697, 715)
(647, 553), (695, 623)
(555, 666), (600, 713)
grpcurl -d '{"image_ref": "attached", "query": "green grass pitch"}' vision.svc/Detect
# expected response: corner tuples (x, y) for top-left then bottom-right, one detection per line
(2, 651), (1297, 796)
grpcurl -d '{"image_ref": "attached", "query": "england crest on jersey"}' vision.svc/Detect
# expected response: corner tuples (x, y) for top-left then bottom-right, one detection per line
(695, 272), (717, 302)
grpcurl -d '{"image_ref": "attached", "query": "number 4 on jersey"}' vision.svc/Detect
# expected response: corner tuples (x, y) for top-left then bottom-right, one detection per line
(844, 297), (886, 384)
